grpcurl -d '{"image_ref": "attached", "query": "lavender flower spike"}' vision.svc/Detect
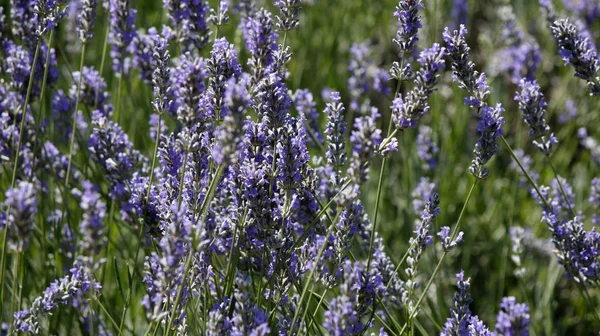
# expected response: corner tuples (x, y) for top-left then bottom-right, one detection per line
(404, 192), (440, 308)
(440, 271), (472, 336)
(443, 25), (490, 107)
(1, 181), (37, 253)
(393, 0), (424, 54)
(495, 297), (530, 336)
(470, 104), (504, 179)
(14, 261), (100, 334)
(515, 78), (557, 155)
(77, 0), (98, 44)
(391, 43), (445, 129)
(151, 35), (172, 115)
(275, 0), (302, 31)
(550, 19), (600, 96)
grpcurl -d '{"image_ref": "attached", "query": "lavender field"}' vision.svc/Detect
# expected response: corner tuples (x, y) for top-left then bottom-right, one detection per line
(0, 0), (599, 334)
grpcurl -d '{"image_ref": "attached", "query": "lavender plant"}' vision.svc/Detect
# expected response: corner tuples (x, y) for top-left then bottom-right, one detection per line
(0, 0), (599, 334)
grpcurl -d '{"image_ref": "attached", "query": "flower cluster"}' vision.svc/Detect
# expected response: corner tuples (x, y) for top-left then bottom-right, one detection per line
(515, 79), (557, 155)
(550, 19), (600, 96)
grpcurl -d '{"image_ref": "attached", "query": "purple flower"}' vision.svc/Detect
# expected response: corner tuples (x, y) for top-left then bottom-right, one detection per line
(391, 43), (445, 129)
(208, 0), (230, 28)
(494, 6), (541, 84)
(244, 8), (279, 82)
(88, 111), (148, 202)
(590, 178), (600, 225)
(213, 75), (251, 165)
(450, 0), (468, 31)
(438, 226), (464, 251)
(275, 0), (302, 31)
(164, 0), (211, 50)
(77, 0), (97, 43)
(75, 181), (107, 259)
(151, 35), (173, 115)
(443, 25), (490, 107)
(109, 0), (137, 73)
(14, 261), (100, 334)
(393, 0), (424, 54)
(515, 79), (556, 155)
(404, 191), (440, 306)
(293, 88), (323, 145)
(324, 261), (384, 335)
(206, 37), (243, 122)
(416, 125), (438, 171)
(550, 19), (600, 95)
(440, 271), (478, 336)
(495, 297), (530, 336)
(347, 107), (383, 185)
(470, 104), (504, 179)
(411, 177), (436, 214)
(325, 92), (347, 171)
(133, 27), (160, 84)
(1, 181), (37, 252)
(11, 0), (38, 47)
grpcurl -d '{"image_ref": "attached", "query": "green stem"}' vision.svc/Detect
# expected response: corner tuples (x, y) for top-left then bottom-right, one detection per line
(95, 24), (110, 108)
(0, 41), (41, 321)
(114, 67), (124, 123)
(500, 136), (549, 208)
(29, 30), (55, 182)
(65, 44), (87, 189)
(9, 252), (21, 330)
(367, 74), (402, 275)
(399, 178), (478, 335)
(546, 156), (576, 217)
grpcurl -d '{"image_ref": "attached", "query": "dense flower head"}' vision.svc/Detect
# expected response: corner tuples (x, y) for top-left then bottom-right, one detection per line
(206, 37), (243, 121)
(324, 92), (347, 170)
(88, 111), (148, 201)
(11, 0), (38, 47)
(71, 66), (109, 109)
(348, 108), (384, 185)
(77, 0), (97, 43)
(213, 75), (251, 164)
(404, 191), (440, 309)
(293, 88), (323, 145)
(151, 35), (173, 115)
(515, 78), (556, 154)
(275, 0), (302, 31)
(1, 181), (37, 252)
(33, 0), (68, 37)
(324, 261), (384, 335)
(416, 125), (438, 171)
(470, 104), (505, 179)
(244, 8), (279, 81)
(164, 0), (211, 50)
(536, 177), (600, 284)
(14, 261), (100, 334)
(550, 18), (600, 95)
(440, 271), (473, 336)
(494, 5), (541, 84)
(392, 43), (446, 129)
(109, 0), (137, 73)
(443, 25), (490, 107)
(75, 181), (107, 259)
(393, 0), (423, 54)
(495, 297), (530, 336)
(208, 0), (230, 27)
(450, 0), (468, 31)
